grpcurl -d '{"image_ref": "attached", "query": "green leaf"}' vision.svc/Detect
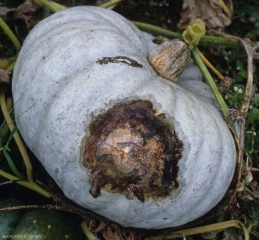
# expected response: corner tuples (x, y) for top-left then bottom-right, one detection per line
(5, 126), (17, 146)
(2, 148), (23, 180)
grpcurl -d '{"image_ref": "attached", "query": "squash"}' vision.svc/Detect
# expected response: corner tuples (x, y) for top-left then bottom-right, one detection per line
(12, 6), (236, 229)
(0, 199), (81, 239)
(0, 199), (24, 237)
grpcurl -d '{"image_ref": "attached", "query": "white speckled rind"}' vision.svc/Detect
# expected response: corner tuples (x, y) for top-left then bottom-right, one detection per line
(12, 6), (236, 229)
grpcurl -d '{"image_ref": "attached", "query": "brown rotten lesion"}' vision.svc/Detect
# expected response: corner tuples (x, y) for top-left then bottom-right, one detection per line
(83, 100), (183, 202)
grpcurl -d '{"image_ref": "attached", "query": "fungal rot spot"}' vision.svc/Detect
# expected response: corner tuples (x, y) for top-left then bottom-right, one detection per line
(83, 100), (183, 202)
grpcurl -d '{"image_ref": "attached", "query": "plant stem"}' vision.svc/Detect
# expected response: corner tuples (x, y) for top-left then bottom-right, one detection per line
(33, 0), (60, 12)
(191, 47), (230, 120)
(6, 99), (12, 111)
(197, 48), (224, 80)
(51, 1), (67, 10)
(27, 3), (242, 50)
(133, 21), (241, 48)
(0, 91), (34, 183)
(99, 0), (123, 8)
(0, 98), (13, 143)
(81, 220), (99, 240)
(217, 0), (232, 18)
(199, 35), (239, 47)
(0, 169), (52, 198)
(6, 61), (16, 72)
(133, 21), (182, 39)
(0, 17), (20, 52)
(147, 220), (249, 239)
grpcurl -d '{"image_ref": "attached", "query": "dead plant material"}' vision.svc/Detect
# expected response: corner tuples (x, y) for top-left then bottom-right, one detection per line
(222, 35), (255, 162)
(0, 6), (14, 20)
(222, 35), (255, 118)
(221, 33), (259, 225)
(178, 0), (233, 34)
(14, 0), (40, 32)
(219, 76), (235, 91)
(0, 69), (11, 84)
(146, 220), (259, 239)
(89, 220), (144, 240)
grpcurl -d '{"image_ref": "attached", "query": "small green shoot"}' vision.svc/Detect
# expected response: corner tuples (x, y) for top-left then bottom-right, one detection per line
(0, 126), (23, 179)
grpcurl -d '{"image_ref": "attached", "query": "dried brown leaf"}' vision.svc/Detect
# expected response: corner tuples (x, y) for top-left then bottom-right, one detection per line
(0, 69), (11, 84)
(14, 0), (40, 32)
(253, 42), (259, 59)
(0, 6), (14, 20)
(236, 183), (244, 192)
(245, 167), (253, 183)
(250, 181), (259, 198)
(89, 220), (107, 233)
(89, 220), (144, 240)
(222, 228), (243, 240)
(102, 224), (124, 240)
(202, 230), (218, 239)
(178, 0), (233, 34)
(219, 76), (235, 91)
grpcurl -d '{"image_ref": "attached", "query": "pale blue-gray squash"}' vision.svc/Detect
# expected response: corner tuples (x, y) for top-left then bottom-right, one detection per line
(12, 6), (236, 229)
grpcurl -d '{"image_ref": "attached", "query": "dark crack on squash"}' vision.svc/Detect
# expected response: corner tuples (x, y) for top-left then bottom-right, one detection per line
(83, 100), (183, 202)
(96, 56), (143, 68)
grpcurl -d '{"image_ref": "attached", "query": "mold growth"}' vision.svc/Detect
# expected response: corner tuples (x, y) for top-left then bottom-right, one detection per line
(83, 100), (183, 202)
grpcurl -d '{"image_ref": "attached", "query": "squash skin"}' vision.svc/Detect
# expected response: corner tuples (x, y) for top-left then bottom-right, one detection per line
(12, 6), (236, 229)
(0, 199), (81, 239)
(0, 199), (24, 237)
(11, 210), (81, 239)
